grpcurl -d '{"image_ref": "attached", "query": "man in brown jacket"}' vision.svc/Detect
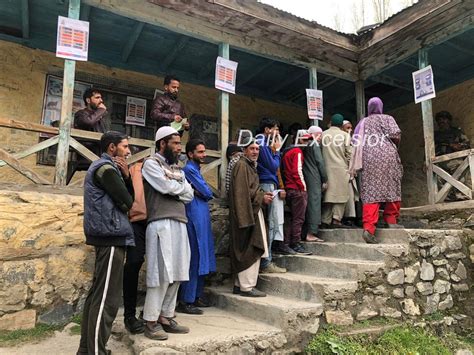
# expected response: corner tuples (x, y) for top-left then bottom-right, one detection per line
(229, 138), (273, 297)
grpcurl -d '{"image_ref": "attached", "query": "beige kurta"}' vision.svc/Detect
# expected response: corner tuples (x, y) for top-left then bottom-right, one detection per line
(321, 127), (352, 203)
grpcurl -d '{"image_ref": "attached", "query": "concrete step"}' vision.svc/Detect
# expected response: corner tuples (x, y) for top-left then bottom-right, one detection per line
(318, 228), (410, 244)
(257, 272), (358, 303)
(273, 254), (385, 280)
(301, 241), (408, 259)
(125, 307), (282, 354)
(206, 285), (323, 330)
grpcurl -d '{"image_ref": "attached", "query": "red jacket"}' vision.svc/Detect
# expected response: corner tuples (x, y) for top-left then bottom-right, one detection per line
(282, 147), (306, 191)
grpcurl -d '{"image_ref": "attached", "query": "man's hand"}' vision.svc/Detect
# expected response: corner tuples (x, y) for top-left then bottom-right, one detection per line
(272, 135), (282, 151)
(113, 157), (130, 178)
(263, 192), (274, 205)
(322, 183), (328, 191)
(174, 114), (182, 123)
(182, 121), (190, 130)
(278, 190), (286, 199)
(98, 103), (107, 110)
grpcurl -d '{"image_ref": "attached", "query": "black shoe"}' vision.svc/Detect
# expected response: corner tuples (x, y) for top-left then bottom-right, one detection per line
(194, 298), (211, 308)
(176, 302), (203, 315)
(275, 244), (297, 255)
(291, 243), (312, 255)
(124, 316), (145, 334)
(240, 288), (266, 297)
(233, 286), (241, 294)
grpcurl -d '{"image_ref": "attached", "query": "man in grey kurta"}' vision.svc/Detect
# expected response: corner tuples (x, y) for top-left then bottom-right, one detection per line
(321, 114), (352, 227)
(142, 126), (193, 340)
(303, 126), (327, 241)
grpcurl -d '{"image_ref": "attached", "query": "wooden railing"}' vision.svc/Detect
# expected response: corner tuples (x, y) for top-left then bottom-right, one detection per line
(431, 148), (474, 203)
(0, 118), (223, 188)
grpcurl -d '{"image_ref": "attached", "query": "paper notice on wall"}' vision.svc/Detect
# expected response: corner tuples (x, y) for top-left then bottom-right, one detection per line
(215, 56), (238, 94)
(412, 65), (436, 104)
(126, 96), (147, 126)
(56, 16), (89, 61)
(306, 89), (323, 120)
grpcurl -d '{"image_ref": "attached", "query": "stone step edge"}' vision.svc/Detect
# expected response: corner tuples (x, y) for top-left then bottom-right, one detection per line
(274, 254), (387, 266)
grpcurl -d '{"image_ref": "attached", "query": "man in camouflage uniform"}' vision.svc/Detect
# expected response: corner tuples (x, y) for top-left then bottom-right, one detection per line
(434, 111), (471, 200)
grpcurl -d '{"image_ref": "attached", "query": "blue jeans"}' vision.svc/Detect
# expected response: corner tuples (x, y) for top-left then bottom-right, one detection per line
(260, 183), (284, 268)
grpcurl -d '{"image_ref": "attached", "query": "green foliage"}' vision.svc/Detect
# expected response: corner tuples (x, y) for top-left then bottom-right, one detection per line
(69, 324), (81, 336)
(0, 324), (62, 347)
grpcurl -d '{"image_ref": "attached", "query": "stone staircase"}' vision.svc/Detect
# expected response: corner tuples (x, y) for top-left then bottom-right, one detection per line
(126, 228), (410, 354)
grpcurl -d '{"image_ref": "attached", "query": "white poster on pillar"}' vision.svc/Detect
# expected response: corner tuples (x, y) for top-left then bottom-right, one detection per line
(215, 56), (238, 94)
(56, 16), (89, 61)
(306, 89), (323, 120)
(412, 65), (436, 104)
(126, 96), (147, 127)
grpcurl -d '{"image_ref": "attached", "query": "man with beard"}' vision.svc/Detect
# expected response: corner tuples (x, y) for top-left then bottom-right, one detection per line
(78, 131), (134, 355)
(151, 75), (190, 133)
(229, 138), (273, 297)
(142, 126), (194, 340)
(176, 139), (216, 314)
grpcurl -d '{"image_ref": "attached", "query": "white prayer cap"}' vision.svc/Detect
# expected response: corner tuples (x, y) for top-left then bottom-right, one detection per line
(155, 126), (179, 142)
(307, 126), (323, 134)
(343, 120), (351, 125)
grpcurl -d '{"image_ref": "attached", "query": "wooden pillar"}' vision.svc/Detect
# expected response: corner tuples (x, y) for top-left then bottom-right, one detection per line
(218, 43), (230, 196)
(54, 0), (80, 186)
(308, 67), (318, 126)
(418, 49), (437, 204)
(355, 80), (365, 121)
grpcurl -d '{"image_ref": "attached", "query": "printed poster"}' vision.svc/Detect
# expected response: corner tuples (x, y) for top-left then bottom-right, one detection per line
(215, 56), (238, 94)
(306, 89), (323, 120)
(56, 16), (89, 61)
(126, 96), (147, 126)
(412, 65), (436, 104)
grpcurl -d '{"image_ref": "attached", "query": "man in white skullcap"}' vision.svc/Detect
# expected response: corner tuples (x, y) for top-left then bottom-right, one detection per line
(142, 126), (194, 340)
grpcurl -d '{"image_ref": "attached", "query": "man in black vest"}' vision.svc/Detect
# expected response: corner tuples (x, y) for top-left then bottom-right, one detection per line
(77, 131), (134, 355)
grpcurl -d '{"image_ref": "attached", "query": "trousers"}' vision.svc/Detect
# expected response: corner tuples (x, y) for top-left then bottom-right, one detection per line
(362, 201), (401, 235)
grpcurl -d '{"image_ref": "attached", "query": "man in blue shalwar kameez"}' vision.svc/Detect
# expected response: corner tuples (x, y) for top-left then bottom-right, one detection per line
(176, 139), (217, 314)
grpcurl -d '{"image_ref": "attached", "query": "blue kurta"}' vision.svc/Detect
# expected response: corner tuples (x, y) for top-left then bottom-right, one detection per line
(179, 160), (216, 303)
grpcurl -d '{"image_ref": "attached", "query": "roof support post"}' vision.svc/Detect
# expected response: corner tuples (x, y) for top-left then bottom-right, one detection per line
(54, 0), (80, 186)
(355, 80), (365, 122)
(309, 66), (318, 126)
(218, 42), (230, 196)
(418, 48), (437, 204)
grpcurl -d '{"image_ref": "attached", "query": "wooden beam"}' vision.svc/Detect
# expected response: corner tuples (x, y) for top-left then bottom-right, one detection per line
(21, 0), (29, 39)
(308, 66), (318, 126)
(419, 49), (437, 204)
(269, 71), (306, 95)
(444, 40), (474, 57)
(161, 36), (190, 71)
(69, 138), (100, 162)
(433, 164), (471, 201)
(370, 74), (412, 91)
(121, 22), (144, 62)
(432, 148), (473, 163)
(355, 80), (365, 122)
(434, 156), (469, 202)
(470, 154), (474, 191)
(218, 43), (230, 196)
(319, 77), (338, 89)
(0, 136), (59, 167)
(201, 158), (222, 174)
(80, 4), (91, 21)
(238, 60), (274, 87)
(127, 147), (152, 165)
(83, 0), (358, 80)
(0, 147), (50, 185)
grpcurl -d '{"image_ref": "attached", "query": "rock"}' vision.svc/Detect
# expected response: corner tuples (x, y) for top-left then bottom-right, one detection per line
(416, 282), (433, 295)
(455, 350), (473, 355)
(444, 235), (462, 251)
(453, 283), (469, 292)
(453, 314), (468, 321)
(429, 245), (441, 257)
(433, 280), (451, 294)
(387, 269), (405, 285)
(436, 268), (450, 280)
(0, 284), (28, 312)
(417, 239), (433, 248)
(356, 307), (378, 321)
(446, 253), (466, 260)
(372, 285), (387, 295)
(444, 316), (455, 326)
(433, 259), (448, 266)
(392, 288), (404, 299)
(374, 296), (389, 307)
(325, 310), (353, 325)
(272, 334), (287, 349)
(405, 285), (416, 298)
(400, 299), (420, 316)
(350, 301), (357, 306)
(438, 295), (454, 311)
(256, 340), (271, 351)
(380, 307), (402, 319)
(424, 293), (440, 314)
(470, 244), (474, 254)
(451, 274), (461, 282)
(420, 260), (435, 281)
(307, 319), (320, 335)
(404, 262), (420, 284)
(455, 261), (467, 279)
(0, 309), (36, 330)
(38, 303), (74, 325)
(420, 249), (427, 257)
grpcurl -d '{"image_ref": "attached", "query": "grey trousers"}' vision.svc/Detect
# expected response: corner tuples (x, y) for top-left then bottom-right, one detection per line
(78, 246), (125, 355)
(322, 202), (346, 224)
(143, 282), (181, 321)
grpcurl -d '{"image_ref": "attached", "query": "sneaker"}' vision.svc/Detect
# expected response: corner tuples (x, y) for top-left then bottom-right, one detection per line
(291, 243), (312, 255)
(240, 288), (266, 297)
(161, 318), (190, 334)
(275, 244), (297, 255)
(124, 316), (145, 334)
(362, 230), (380, 244)
(144, 322), (168, 340)
(176, 302), (203, 315)
(260, 262), (287, 273)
